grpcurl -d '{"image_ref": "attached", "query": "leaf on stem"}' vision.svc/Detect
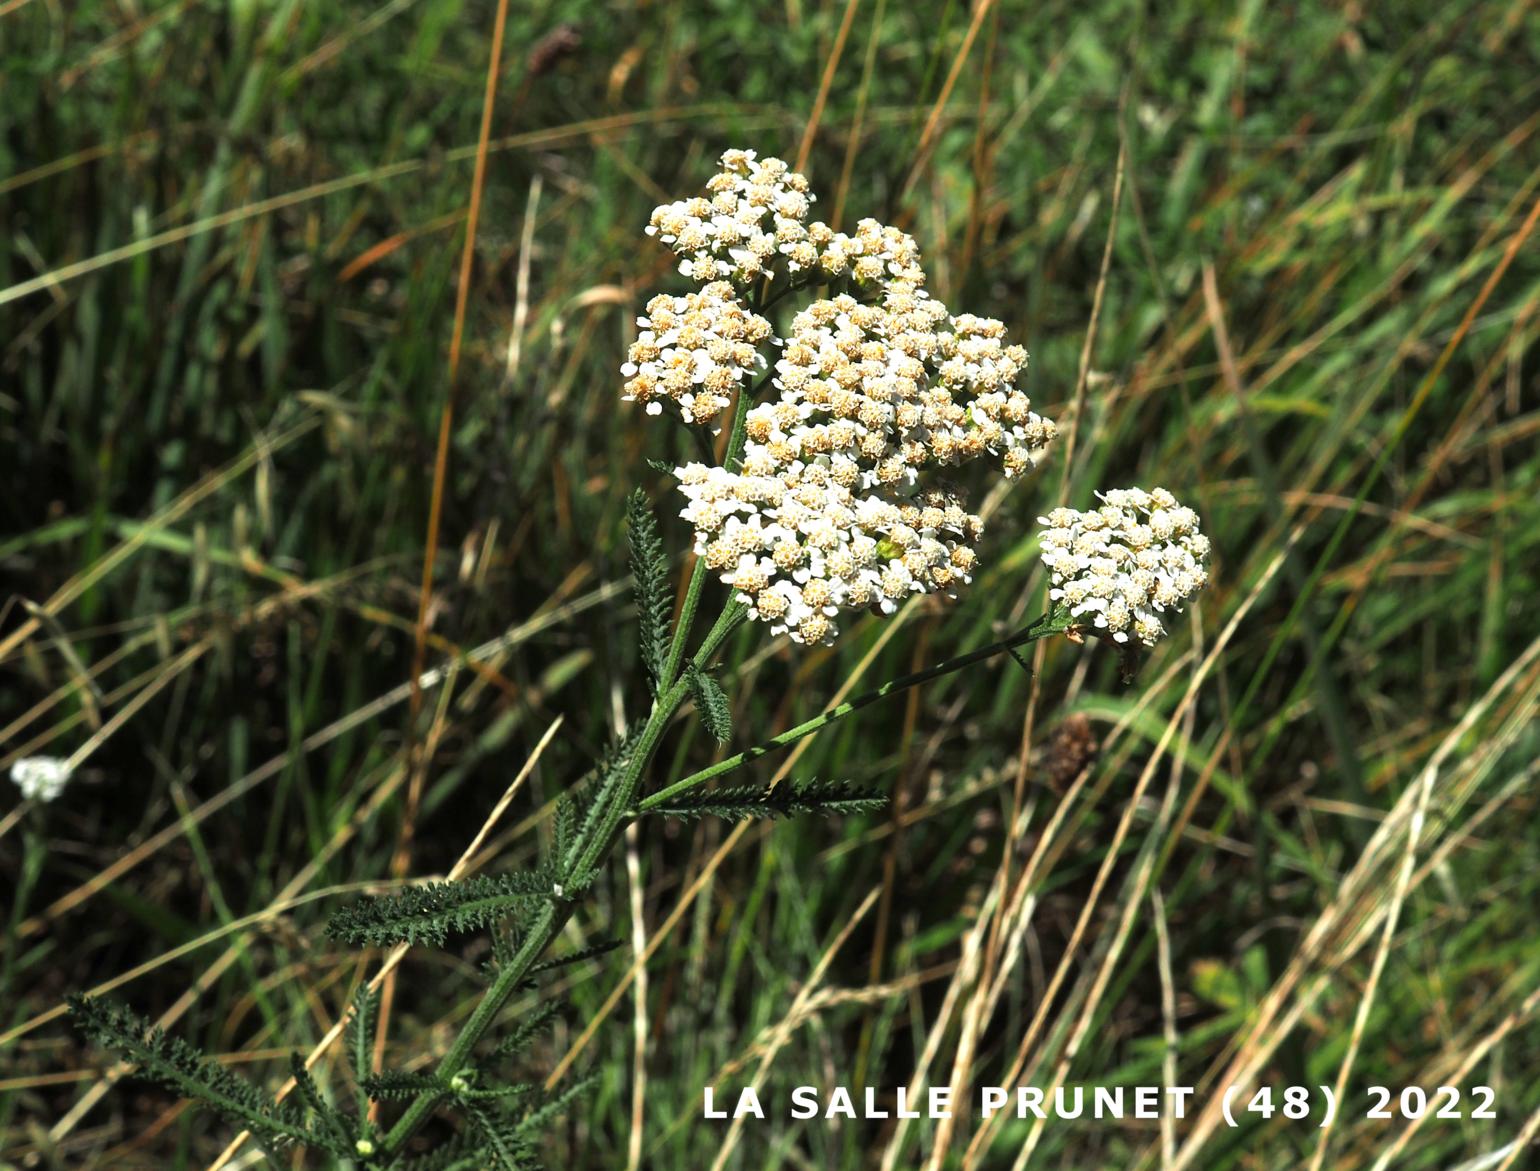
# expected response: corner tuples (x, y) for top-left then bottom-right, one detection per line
(526, 938), (622, 979)
(641, 778), (888, 822)
(327, 870), (560, 948)
(68, 996), (330, 1153)
(684, 662), (733, 744)
(362, 1070), (447, 1101)
(626, 489), (672, 694)
(393, 1133), (488, 1171)
(490, 1001), (565, 1061)
(289, 1053), (354, 1151)
(461, 1097), (543, 1170)
(513, 1071), (599, 1139)
(345, 983), (381, 1116)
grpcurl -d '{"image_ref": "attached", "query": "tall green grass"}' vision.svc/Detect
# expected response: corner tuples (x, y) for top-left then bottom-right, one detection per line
(3, 1), (1538, 1167)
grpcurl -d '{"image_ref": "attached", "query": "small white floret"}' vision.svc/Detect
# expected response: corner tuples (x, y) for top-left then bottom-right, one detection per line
(11, 757), (73, 803)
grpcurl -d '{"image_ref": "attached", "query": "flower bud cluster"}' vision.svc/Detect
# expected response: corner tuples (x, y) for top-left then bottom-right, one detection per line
(644, 151), (928, 292)
(677, 453), (985, 645)
(1037, 488), (1210, 647)
(621, 282), (772, 424)
(811, 218), (927, 288)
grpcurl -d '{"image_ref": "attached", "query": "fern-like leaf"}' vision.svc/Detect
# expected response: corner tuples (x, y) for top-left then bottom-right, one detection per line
(563, 727), (642, 888)
(513, 1071), (598, 1138)
(462, 1098), (543, 1170)
(395, 1132), (489, 1171)
(488, 922), (525, 971)
(526, 938), (621, 978)
(396, 1134), (483, 1171)
(289, 1054), (354, 1151)
(489, 1001), (564, 1061)
(458, 1082), (536, 1102)
(642, 778), (889, 822)
(362, 1070), (446, 1101)
(327, 870), (558, 947)
(345, 983), (380, 1117)
(553, 792), (579, 864)
(685, 663), (733, 744)
(69, 996), (326, 1151)
(627, 489), (671, 694)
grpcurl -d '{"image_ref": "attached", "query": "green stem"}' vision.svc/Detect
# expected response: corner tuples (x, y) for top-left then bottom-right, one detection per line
(639, 609), (1071, 812)
(387, 290), (766, 1156)
(382, 902), (560, 1153)
(381, 605), (746, 1163)
(661, 564), (710, 695)
(382, 606), (1059, 1159)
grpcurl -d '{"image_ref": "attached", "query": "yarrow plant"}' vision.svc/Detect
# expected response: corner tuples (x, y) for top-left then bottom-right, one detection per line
(73, 150), (1209, 1169)
(641, 149), (1057, 645)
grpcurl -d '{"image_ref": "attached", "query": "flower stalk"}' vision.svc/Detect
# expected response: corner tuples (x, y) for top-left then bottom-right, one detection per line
(640, 608), (1073, 813)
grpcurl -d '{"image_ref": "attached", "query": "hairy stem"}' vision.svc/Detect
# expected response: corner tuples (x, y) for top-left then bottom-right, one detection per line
(639, 609), (1072, 812)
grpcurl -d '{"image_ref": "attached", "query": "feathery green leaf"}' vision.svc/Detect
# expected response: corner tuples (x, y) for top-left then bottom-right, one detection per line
(563, 727), (643, 887)
(345, 983), (380, 1117)
(513, 1071), (599, 1138)
(553, 791), (579, 865)
(685, 662), (733, 744)
(69, 996), (325, 1150)
(490, 1001), (564, 1061)
(462, 1098), (543, 1170)
(626, 489), (671, 694)
(327, 870), (559, 948)
(395, 1133), (488, 1171)
(526, 938), (621, 978)
(362, 1070), (446, 1102)
(288, 1054), (354, 1151)
(641, 778), (889, 823)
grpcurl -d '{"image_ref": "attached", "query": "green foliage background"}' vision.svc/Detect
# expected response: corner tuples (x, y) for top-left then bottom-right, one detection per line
(3, 0), (1539, 1167)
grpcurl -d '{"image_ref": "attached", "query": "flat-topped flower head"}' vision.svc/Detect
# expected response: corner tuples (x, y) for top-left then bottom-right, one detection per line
(621, 282), (771, 424)
(633, 148), (1058, 646)
(1037, 488), (1210, 647)
(673, 288), (1053, 645)
(647, 150), (817, 285)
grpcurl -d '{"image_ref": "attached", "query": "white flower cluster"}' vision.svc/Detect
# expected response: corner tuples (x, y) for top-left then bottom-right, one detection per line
(812, 217), (927, 288)
(621, 282), (772, 424)
(633, 148), (1059, 645)
(646, 149), (932, 294)
(11, 756), (74, 803)
(1038, 488), (1210, 647)
(678, 455), (984, 645)
(647, 149), (817, 284)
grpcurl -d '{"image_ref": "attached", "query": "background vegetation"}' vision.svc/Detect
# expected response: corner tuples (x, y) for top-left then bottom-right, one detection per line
(4, 0), (1539, 1167)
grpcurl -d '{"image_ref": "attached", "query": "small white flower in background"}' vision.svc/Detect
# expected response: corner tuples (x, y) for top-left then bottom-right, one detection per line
(1038, 488), (1210, 647)
(11, 756), (74, 803)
